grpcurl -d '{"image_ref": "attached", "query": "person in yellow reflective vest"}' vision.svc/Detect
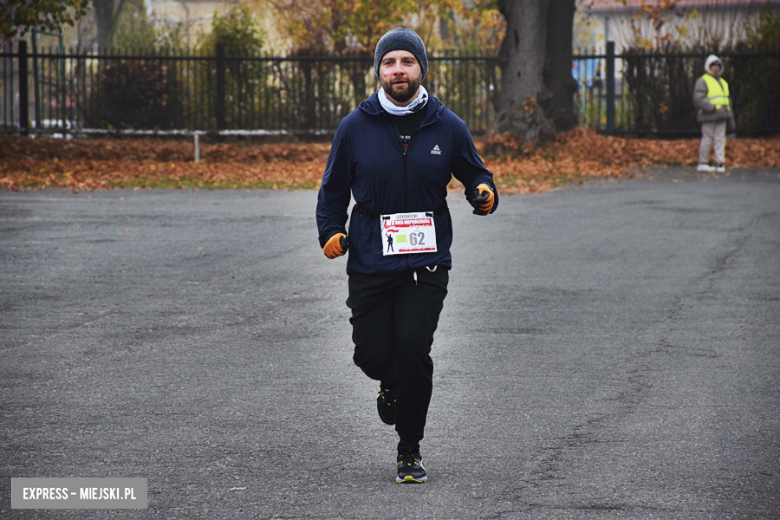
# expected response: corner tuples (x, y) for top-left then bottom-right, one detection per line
(693, 54), (736, 173)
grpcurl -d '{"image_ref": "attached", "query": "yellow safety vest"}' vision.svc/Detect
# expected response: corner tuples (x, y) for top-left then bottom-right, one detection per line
(702, 74), (730, 110)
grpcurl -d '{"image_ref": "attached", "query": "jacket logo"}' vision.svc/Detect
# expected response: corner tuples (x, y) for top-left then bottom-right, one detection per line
(431, 145), (442, 155)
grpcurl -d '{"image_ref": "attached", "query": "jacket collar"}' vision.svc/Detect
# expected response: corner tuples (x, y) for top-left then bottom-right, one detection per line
(359, 91), (444, 126)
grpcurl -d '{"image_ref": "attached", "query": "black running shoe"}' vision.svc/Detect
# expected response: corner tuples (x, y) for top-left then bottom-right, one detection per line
(377, 387), (396, 425)
(396, 452), (427, 483)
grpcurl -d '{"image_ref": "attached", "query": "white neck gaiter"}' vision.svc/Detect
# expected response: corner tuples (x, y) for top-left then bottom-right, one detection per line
(379, 85), (428, 116)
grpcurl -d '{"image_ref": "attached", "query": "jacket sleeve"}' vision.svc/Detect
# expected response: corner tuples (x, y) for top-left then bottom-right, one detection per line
(450, 119), (499, 214)
(316, 123), (352, 247)
(693, 77), (714, 114)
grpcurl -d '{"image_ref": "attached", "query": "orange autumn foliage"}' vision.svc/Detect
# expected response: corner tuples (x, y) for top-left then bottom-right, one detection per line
(479, 128), (780, 194)
(1, 129), (778, 193)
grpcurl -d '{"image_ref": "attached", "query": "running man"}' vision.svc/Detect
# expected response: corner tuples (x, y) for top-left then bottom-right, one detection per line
(316, 27), (498, 483)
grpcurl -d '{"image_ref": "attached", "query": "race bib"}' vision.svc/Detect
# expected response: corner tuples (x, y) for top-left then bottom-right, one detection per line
(380, 211), (437, 256)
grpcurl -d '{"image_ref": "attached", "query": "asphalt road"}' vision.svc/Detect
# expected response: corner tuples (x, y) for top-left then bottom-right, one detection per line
(1, 167), (779, 519)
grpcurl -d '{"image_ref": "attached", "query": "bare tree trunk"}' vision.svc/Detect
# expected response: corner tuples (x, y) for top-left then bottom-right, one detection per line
(491, 0), (577, 148)
(493, 0), (554, 144)
(94, 0), (125, 50)
(543, 0), (578, 131)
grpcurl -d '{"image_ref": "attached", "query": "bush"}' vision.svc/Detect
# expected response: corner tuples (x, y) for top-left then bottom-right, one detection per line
(622, 48), (700, 136)
(732, 9), (780, 134)
(198, 4), (264, 57)
(86, 59), (184, 129)
(192, 4), (267, 129)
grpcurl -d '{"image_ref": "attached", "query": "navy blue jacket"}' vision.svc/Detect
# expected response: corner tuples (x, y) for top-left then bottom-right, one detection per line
(316, 92), (498, 275)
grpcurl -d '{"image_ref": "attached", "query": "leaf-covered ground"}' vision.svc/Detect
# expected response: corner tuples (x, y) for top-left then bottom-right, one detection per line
(1, 128), (778, 193)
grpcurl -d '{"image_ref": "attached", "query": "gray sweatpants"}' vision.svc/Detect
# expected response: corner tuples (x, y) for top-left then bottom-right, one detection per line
(699, 120), (727, 165)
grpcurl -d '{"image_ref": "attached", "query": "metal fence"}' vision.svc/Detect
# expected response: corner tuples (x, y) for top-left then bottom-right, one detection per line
(2, 42), (779, 137)
(572, 44), (780, 137)
(0, 44), (499, 136)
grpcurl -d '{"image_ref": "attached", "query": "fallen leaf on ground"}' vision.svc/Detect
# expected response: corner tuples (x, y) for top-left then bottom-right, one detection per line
(1, 130), (778, 194)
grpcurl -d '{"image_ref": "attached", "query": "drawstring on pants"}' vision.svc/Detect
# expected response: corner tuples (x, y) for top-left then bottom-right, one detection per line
(413, 265), (437, 286)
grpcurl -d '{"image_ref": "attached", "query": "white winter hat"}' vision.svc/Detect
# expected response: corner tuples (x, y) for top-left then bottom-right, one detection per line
(704, 54), (724, 77)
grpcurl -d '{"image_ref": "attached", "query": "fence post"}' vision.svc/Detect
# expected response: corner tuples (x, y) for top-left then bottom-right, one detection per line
(216, 43), (226, 130)
(606, 41), (615, 136)
(31, 30), (41, 130)
(18, 41), (29, 135)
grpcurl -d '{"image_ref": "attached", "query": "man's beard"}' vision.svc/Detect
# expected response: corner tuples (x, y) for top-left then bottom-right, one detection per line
(381, 76), (422, 104)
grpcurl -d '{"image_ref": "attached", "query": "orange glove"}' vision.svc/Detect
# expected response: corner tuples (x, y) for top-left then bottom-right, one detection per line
(471, 184), (494, 215)
(323, 233), (348, 259)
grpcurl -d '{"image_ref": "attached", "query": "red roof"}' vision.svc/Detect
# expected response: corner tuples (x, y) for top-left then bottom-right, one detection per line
(583, 0), (779, 11)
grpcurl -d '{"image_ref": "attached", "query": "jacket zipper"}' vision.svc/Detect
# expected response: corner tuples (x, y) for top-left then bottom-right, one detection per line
(402, 117), (437, 273)
(403, 146), (408, 212)
(395, 111), (438, 275)
(403, 141), (410, 273)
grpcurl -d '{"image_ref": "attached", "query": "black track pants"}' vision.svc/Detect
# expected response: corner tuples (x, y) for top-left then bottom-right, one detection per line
(347, 267), (449, 452)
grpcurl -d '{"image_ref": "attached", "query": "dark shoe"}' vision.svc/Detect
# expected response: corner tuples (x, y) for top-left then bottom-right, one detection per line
(377, 387), (396, 425)
(396, 451), (427, 483)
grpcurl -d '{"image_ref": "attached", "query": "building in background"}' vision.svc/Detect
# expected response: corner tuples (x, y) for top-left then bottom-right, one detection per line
(580, 0), (780, 52)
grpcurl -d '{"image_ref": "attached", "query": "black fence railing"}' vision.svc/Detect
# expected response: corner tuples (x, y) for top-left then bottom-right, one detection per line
(0, 44), (500, 135)
(572, 45), (780, 137)
(2, 42), (779, 137)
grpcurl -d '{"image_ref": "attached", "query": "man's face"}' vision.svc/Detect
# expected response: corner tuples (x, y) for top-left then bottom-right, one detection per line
(710, 63), (722, 74)
(379, 50), (422, 106)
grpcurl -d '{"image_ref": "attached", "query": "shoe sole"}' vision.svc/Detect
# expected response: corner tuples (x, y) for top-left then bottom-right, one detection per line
(396, 475), (428, 483)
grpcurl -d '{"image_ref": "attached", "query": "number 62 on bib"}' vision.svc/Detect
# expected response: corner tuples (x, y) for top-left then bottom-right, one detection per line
(380, 211), (438, 256)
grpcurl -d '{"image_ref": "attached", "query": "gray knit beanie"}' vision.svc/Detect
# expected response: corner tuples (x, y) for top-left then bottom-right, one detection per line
(374, 28), (428, 82)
